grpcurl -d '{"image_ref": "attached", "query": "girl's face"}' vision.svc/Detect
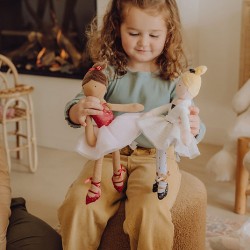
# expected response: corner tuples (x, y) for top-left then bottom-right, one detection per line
(120, 5), (167, 71)
(83, 80), (106, 99)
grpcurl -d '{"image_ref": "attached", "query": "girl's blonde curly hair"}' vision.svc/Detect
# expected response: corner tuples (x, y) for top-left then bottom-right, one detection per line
(86, 0), (187, 80)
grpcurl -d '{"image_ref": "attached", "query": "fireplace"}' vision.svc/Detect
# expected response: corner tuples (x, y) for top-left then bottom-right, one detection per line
(0, 0), (96, 79)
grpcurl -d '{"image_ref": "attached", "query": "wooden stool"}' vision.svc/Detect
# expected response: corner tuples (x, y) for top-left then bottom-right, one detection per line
(234, 137), (250, 214)
(98, 171), (207, 250)
(0, 54), (37, 172)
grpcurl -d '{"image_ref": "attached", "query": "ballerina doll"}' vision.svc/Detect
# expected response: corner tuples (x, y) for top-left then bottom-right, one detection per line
(138, 65), (207, 200)
(76, 62), (144, 204)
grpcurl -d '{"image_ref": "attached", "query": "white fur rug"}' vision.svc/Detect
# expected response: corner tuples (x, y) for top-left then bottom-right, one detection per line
(206, 214), (250, 250)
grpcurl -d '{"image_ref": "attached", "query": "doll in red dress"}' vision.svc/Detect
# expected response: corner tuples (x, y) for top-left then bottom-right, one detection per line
(77, 62), (144, 204)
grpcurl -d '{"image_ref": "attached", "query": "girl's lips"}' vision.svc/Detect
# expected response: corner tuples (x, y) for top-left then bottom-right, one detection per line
(136, 49), (150, 53)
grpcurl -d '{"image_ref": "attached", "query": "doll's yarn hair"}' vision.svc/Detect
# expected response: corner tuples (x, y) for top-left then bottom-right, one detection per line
(181, 65), (207, 98)
(82, 62), (108, 87)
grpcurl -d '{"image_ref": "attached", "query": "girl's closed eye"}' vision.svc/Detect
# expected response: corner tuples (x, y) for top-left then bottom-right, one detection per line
(129, 32), (139, 36)
(150, 34), (159, 38)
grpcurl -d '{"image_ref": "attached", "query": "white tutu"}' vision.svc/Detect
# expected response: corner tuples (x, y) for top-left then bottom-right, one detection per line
(76, 113), (142, 160)
(137, 102), (200, 159)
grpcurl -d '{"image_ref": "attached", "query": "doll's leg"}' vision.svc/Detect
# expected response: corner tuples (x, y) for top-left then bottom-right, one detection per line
(85, 116), (97, 146)
(152, 149), (167, 192)
(152, 149), (163, 192)
(156, 149), (168, 200)
(111, 150), (126, 192)
(86, 157), (103, 204)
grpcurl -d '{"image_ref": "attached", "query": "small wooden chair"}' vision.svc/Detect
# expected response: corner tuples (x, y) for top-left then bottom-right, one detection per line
(0, 54), (37, 172)
(234, 137), (250, 214)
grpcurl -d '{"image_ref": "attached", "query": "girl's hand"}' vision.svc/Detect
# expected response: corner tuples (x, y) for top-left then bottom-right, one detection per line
(69, 96), (103, 126)
(189, 106), (200, 137)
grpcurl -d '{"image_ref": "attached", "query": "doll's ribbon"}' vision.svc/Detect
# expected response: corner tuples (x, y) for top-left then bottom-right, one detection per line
(88, 66), (102, 71)
(84, 177), (92, 184)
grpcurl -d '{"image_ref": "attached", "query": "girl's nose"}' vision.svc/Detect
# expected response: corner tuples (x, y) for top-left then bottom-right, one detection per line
(138, 35), (149, 47)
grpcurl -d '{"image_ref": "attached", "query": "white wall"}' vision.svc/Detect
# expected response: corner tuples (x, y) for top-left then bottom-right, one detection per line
(178, 0), (242, 145)
(20, 0), (243, 151)
(19, 74), (83, 151)
(196, 0), (242, 145)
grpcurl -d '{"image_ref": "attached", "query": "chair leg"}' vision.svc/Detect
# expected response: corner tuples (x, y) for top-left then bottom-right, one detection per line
(234, 137), (250, 214)
(15, 99), (21, 159)
(16, 121), (20, 159)
(27, 96), (38, 173)
(2, 121), (11, 172)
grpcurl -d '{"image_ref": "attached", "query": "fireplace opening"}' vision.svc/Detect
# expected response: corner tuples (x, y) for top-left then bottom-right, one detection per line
(0, 0), (96, 79)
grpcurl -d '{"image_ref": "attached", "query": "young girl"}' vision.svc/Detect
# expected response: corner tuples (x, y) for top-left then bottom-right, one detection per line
(58, 1), (205, 249)
(138, 65), (207, 200)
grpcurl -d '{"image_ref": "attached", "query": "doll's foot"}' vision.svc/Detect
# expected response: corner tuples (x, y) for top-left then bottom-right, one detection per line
(85, 178), (101, 205)
(112, 165), (126, 192)
(157, 182), (168, 200)
(153, 173), (166, 193)
(155, 174), (169, 200)
(152, 181), (158, 192)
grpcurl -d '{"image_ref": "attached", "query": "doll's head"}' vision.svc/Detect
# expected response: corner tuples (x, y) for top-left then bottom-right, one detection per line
(82, 62), (108, 87)
(180, 65), (207, 98)
(82, 63), (108, 98)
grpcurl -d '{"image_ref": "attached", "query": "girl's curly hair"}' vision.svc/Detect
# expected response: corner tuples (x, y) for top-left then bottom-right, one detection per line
(86, 0), (187, 80)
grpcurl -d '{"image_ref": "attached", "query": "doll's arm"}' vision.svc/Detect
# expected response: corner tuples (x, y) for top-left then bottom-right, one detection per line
(143, 103), (172, 117)
(108, 103), (144, 112)
(179, 108), (192, 146)
(85, 116), (97, 147)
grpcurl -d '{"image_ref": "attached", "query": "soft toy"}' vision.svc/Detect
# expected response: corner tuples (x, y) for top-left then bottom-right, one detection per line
(206, 78), (250, 181)
(76, 62), (144, 204)
(138, 65), (207, 200)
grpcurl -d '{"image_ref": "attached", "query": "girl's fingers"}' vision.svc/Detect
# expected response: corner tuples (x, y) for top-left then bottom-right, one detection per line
(82, 108), (103, 116)
(78, 115), (87, 126)
(189, 106), (199, 115)
(189, 106), (200, 136)
(189, 115), (200, 136)
(83, 96), (103, 111)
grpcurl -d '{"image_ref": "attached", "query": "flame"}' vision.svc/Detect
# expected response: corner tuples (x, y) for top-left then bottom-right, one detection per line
(36, 47), (46, 67)
(60, 49), (68, 60)
(56, 30), (69, 59)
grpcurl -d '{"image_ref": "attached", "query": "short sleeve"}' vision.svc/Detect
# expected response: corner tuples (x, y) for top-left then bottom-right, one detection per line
(64, 92), (84, 128)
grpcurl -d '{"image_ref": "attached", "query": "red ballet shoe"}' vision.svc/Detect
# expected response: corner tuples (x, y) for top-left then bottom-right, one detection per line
(85, 178), (101, 205)
(112, 165), (126, 193)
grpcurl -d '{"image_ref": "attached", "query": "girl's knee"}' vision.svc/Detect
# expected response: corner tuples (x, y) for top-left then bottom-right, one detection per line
(126, 195), (171, 222)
